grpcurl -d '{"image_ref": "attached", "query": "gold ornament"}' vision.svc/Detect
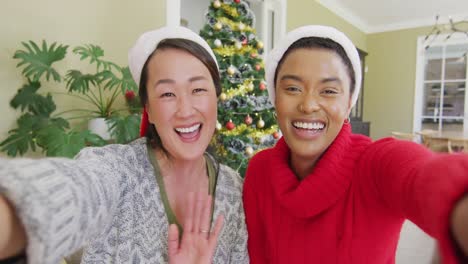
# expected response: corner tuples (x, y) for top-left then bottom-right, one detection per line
(213, 0), (221, 8)
(234, 41), (242, 50)
(256, 41), (264, 49)
(219, 92), (227, 101)
(214, 39), (222, 47)
(257, 118), (265, 128)
(245, 146), (254, 157)
(227, 65), (236, 75)
(214, 22), (223, 31)
(247, 82), (254, 91)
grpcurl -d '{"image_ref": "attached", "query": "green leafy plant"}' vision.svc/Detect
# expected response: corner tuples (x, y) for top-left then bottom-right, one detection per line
(1, 40), (142, 157)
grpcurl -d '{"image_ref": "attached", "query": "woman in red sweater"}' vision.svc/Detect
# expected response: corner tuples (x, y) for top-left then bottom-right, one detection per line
(243, 25), (468, 263)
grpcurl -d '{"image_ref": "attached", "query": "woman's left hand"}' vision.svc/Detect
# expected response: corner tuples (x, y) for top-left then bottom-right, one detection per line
(451, 194), (468, 257)
(168, 193), (224, 264)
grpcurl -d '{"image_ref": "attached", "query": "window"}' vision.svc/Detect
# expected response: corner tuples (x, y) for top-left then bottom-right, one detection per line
(414, 34), (468, 133)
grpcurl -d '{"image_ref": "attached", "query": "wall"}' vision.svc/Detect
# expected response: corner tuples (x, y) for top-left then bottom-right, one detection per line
(0, 0), (166, 157)
(181, 0), (211, 33)
(286, 0), (367, 51)
(365, 26), (431, 139)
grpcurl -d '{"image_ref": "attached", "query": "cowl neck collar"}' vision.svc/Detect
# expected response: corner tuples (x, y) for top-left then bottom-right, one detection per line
(269, 123), (356, 218)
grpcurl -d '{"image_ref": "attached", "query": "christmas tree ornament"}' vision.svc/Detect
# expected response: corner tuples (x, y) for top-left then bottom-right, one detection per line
(214, 39), (222, 47)
(226, 120), (235, 130)
(234, 41), (242, 50)
(214, 22), (223, 31)
(219, 92), (227, 101)
(125, 90), (135, 101)
(244, 114), (253, 125)
(259, 82), (266, 91)
(255, 64), (261, 71)
(216, 121), (222, 130)
(245, 146), (254, 157)
(239, 34), (247, 45)
(213, 0), (221, 8)
(250, 52), (258, 58)
(239, 63), (252, 73)
(256, 40), (264, 49)
(238, 22), (245, 31)
(257, 118), (265, 128)
(227, 65), (236, 75)
(273, 131), (281, 139)
(247, 82), (254, 91)
(234, 0), (241, 3)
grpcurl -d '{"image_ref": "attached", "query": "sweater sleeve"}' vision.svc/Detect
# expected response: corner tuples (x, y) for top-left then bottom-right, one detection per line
(0, 144), (135, 264)
(243, 154), (268, 264)
(229, 192), (250, 264)
(363, 138), (468, 263)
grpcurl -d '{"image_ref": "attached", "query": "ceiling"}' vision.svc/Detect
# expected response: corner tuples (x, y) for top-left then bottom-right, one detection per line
(316, 0), (468, 33)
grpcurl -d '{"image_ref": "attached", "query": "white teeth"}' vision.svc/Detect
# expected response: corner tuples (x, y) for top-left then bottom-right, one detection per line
(293, 122), (325, 130)
(175, 124), (201, 133)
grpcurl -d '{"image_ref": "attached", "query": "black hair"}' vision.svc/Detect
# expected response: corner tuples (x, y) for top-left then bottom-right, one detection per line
(273, 37), (356, 96)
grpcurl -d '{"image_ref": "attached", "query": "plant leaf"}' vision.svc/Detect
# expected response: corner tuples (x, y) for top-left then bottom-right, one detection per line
(99, 66), (138, 93)
(36, 128), (106, 157)
(120, 66), (138, 93)
(107, 114), (140, 144)
(0, 113), (38, 156)
(13, 40), (68, 82)
(65, 70), (100, 94)
(10, 81), (57, 116)
(73, 44), (119, 71)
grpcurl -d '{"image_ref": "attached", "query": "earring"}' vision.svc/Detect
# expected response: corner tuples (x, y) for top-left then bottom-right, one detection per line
(344, 117), (351, 124)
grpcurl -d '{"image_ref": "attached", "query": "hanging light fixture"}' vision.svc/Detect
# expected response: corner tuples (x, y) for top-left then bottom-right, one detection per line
(423, 15), (468, 50)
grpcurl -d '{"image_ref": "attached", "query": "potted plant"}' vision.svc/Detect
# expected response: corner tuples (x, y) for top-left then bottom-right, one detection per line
(0, 40), (141, 157)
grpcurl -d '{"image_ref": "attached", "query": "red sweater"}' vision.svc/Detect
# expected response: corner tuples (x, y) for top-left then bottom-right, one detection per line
(244, 123), (468, 263)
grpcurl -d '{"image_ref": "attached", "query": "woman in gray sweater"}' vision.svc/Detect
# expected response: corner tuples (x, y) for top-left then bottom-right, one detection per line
(0, 26), (249, 264)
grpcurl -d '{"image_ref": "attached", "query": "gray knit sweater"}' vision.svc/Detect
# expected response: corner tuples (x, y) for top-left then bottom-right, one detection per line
(0, 138), (249, 264)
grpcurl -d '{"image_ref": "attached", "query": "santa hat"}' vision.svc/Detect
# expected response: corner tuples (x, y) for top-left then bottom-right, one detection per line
(265, 25), (362, 108)
(128, 26), (218, 137)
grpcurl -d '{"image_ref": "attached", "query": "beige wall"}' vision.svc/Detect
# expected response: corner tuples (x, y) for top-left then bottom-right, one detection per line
(286, 0), (367, 51)
(364, 26), (431, 139)
(0, 0), (166, 157)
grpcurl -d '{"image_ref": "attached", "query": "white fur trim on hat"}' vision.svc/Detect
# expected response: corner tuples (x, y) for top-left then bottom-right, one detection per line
(265, 25), (362, 108)
(128, 26), (218, 85)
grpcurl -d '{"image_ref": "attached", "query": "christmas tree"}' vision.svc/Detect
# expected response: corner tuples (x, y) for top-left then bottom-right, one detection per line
(200, 0), (279, 176)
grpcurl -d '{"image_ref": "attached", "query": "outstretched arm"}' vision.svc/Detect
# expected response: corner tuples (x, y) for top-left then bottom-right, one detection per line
(365, 139), (468, 262)
(0, 144), (133, 263)
(0, 195), (26, 260)
(451, 194), (468, 257)
(168, 193), (224, 264)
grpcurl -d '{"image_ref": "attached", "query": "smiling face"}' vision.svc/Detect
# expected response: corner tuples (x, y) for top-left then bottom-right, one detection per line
(145, 48), (218, 161)
(275, 48), (352, 176)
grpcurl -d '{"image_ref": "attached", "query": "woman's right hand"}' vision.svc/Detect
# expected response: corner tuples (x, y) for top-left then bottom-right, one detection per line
(0, 195), (27, 260)
(168, 193), (224, 264)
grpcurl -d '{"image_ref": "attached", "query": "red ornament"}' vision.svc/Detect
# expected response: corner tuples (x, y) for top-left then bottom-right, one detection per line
(244, 115), (253, 125)
(125, 90), (135, 101)
(255, 64), (261, 71)
(226, 120), (235, 130)
(242, 39), (248, 45)
(250, 52), (258, 58)
(259, 82), (266, 91)
(234, 0), (241, 3)
(273, 131), (281, 139)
